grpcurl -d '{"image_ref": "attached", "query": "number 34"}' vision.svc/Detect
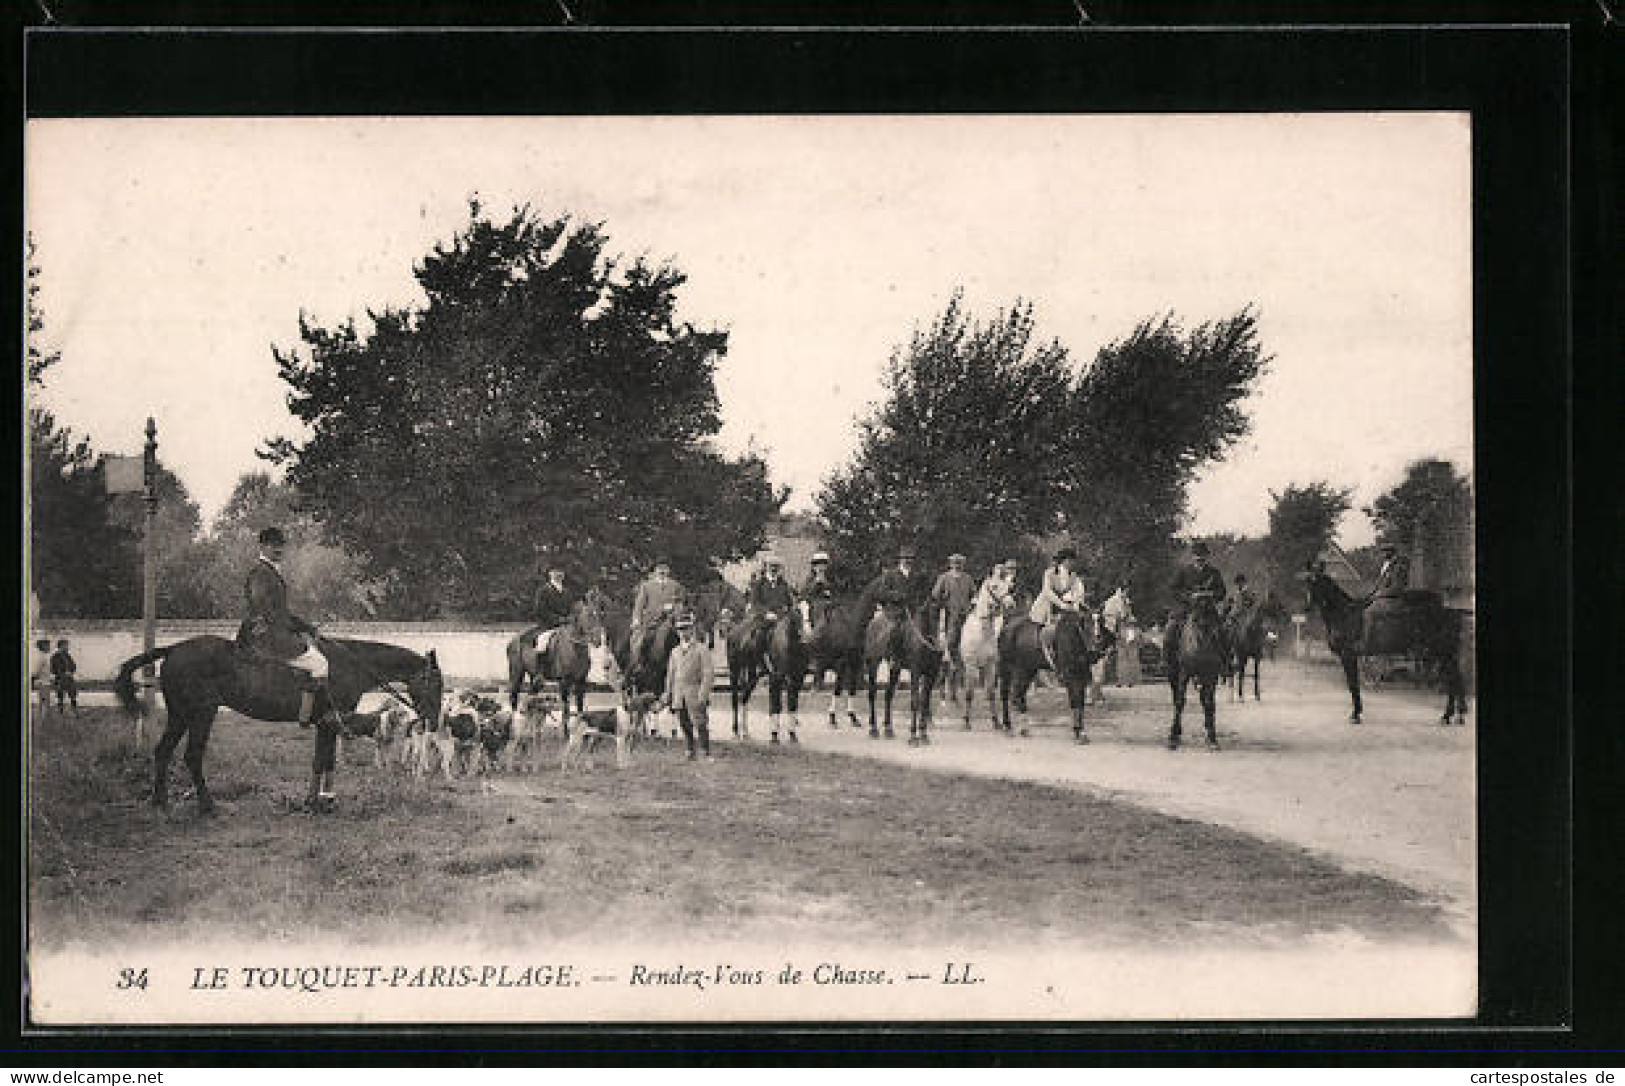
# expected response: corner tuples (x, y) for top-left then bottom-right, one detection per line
(116, 967), (148, 990)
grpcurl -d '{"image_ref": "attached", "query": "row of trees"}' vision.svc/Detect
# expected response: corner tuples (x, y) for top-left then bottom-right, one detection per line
(814, 293), (1273, 619)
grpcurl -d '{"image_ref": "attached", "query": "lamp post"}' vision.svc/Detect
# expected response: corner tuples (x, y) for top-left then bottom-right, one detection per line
(141, 417), (158, 719)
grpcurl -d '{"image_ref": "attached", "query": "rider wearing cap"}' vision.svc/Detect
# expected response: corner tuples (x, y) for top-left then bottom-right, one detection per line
(864, 547), (921, 616)
(630, 557), (687, 679)
(1225, 572), (1259, 620)
(800, 551), (837, 628)
(529, 565), (577, 652)
(1168, 539), (1228, 643)
(1030, 546), (1088, 668)
(1368, 543), (1410, 601)
(743, 554), (800, 670)
(239, 525), (329, 728)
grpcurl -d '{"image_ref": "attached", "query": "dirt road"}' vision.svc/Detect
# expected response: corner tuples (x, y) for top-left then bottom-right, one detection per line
(720, 658), (1475, 929)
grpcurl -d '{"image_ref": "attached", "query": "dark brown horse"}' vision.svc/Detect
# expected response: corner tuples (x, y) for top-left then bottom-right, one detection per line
(726, 612), (807, 743)
(505, 598), (604, 734)
(114, 636), (443, 815)
(995, 611), (1101, 743)
(1225, 598), (1269, 702)
(864, 600), (944, 744)
(805, 596), (867, 729)
(1164, 592), (1226, 750)
(1303, 568), (1468, 725)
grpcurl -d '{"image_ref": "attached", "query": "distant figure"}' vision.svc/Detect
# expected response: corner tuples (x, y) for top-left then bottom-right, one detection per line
(630, 558), (687, 679)
(1102, 586), (1136, 685)
(800, 551), (837, 630)
(50, 638), (79, 715)
(932, 553), (976, 701)
(1029, 547), (1087, 670)
(1117, 620), (1143, 685)
(1265, 629), (1280, 662)
(31, 638), (52, 716)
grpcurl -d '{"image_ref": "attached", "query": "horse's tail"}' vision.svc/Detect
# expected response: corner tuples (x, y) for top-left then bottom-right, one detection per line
(114, 646), (173, 718)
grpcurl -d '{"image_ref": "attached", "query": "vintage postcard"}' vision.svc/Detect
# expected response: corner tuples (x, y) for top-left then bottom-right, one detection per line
(25, 109), (1477, 1026)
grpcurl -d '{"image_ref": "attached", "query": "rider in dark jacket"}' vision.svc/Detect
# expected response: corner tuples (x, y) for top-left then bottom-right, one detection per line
(239, 526), (328, 727)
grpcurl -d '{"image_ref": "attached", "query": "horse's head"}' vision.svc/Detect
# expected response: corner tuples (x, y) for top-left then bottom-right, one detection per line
(1054, 610), (1096, 673)
(1188, 590), (1222, 629)
(411, 649), (445, 727)
(587, 638), (622, 688)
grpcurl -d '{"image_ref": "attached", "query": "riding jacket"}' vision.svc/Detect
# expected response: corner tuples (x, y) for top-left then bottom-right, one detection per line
(973, 574), (1015, 619)
(864, 567), (917, 612)
(631, 575), (687, 629)
(534, 580), (576, 630)
(1370, 554), (1411, 599)
(240, 556), (318, 659)
(748, 574), (797, 618)
(1169, 563), (1228, 618)
(664, 637), (714, 723)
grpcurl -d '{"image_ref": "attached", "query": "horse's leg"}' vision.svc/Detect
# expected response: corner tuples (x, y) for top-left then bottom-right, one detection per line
(1253, 651), (1262, 701)
(151, 707), (190, 809)
(845, 660), (863, 728)
(1341, 651), (1364, 722)
(182, 708), (220, 815)
(867, 662), (881, 738)
(1013, 670), (1034, 738)
(785, 670), (801, 743)
(983, 665), (999, 730)
(1071, 680), (1089, 744)
(1201, 677), (1219, 749)
(883, 660), (902, 740)
(1167, 668), (1185, 750)
(767, 675), (783, 744)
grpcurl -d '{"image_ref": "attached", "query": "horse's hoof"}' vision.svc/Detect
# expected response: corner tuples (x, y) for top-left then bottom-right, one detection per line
(918, 734), (930, 745)
(963, 722), (973, 731)
(787, 733), (799, 745)
(1166, 737), (1180, 751)
(1349, 714), (1362, 725)
(1074, 733), (1090, 745)
(868, 729), (880, 740)
(1017, 728), (1030, 738)
(1205, 739), (1220, 752)
(883, 729), (896, 740)
(770, 734), (781, 745)
(906, 736), (920, 747)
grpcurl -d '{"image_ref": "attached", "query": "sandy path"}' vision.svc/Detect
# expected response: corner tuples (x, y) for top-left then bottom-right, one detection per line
(724, 659), (1476, 929)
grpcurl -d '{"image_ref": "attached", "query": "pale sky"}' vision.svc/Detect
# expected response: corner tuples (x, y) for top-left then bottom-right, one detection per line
(26, 114), (1473, 547)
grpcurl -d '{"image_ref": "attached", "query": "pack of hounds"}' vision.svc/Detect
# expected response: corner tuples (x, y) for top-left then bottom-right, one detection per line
(338, 688), (666, 776)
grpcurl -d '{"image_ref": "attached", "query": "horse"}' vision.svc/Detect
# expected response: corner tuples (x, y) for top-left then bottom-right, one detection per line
(1163, 591), (1227, 750)
(995, 610), (1100, 743)
(863, 600), (944, 744)
(1303, 567), (1468, 725)
(726, 611), (807, 744)
(1225, 598), (1268, 701)
(956, 592), (1012, 730)
(804, 596), (868, 729)
(504, 598), (604, 736)
(113, 636), (443, 815)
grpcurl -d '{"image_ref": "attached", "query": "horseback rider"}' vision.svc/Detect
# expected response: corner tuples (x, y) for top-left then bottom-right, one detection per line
(863, 546), (920, 618)
(1168, 539), (1228, 644)
(743, 554), (799, 672)
(1368, 543), (1411, 601)
(528, 566), (577, 653)
(800, 550), (837, 629)
(239, 525), (329, 728)
(930, 553), (976, 649)
(1225, 572), (1259, 621)
(1030, 546), (1087, 669)
(629, 557), (687, 678)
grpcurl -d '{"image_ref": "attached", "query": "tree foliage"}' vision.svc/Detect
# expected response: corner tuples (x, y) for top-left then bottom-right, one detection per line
(1365, 458), (1473, 590)
(1264, 481), (1353, 582)
(817, 297), (1270, 613)
(266, 203), (783, 618)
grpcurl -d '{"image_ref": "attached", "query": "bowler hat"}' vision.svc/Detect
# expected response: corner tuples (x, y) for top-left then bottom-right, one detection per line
(674, 611), (696, 629)
(1054, 546), (1077, 562)
(258, 526), (288, 547)
(811, 551), (830, 564)
(1191, 540), (1211, 557)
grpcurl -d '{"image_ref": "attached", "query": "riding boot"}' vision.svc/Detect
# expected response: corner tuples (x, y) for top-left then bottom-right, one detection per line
(298, 688), (318, 729)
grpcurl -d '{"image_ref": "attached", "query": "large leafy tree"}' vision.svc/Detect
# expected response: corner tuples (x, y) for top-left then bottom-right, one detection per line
(817, 299), (1269, 613)
(817, 294), (1072, 589)
(1365, 457), (1473, 590)
(267, 203), (782, 618)
(1264, 481), (1354, 583)
(1058, 311), (1271, 616)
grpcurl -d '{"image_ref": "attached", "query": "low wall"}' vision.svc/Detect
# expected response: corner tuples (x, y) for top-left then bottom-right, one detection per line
(26, 620), (532, 686)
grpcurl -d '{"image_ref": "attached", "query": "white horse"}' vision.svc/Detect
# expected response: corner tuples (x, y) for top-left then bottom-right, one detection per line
(956, 590), (1011, 730)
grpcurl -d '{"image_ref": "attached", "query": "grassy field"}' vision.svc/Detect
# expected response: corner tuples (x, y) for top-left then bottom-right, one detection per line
(28, 706), (1452, 951)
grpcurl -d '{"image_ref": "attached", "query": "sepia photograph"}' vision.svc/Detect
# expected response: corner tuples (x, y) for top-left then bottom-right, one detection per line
(24, 108), (1481, 1026)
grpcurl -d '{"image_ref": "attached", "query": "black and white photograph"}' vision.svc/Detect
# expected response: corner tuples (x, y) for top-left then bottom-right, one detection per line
(24, 104), (1485, 1025)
